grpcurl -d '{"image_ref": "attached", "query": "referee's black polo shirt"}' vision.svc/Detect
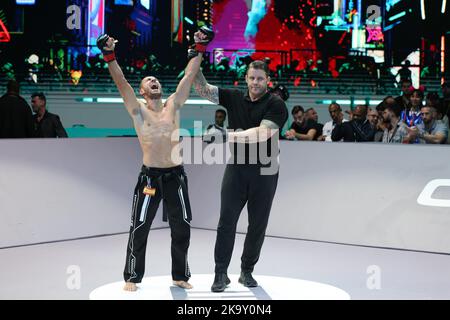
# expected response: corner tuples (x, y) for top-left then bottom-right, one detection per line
(218, 88), (288, 164)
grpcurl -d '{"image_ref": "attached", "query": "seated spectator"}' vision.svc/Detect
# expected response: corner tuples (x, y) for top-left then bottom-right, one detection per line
(381, 104), (411, 143)
(367, 108), (379, 129)
(206, 109), (227, 130)
(367, 108), (384, 142)
(376, 96), (399, 136)
(407, 106), (448, 144)
(31, 92), (68, 138)
(0, 80), (35, 138)
(304, 107), (323, 140)
(284, 105), (318, 141)
(331, 105), (375, 142)
(319, 103), (347, 141)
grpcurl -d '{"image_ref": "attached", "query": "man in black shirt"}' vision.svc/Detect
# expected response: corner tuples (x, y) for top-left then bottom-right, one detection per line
(285, 105), (318, 140)
(0, 80), (34, 138)
(331, 105), (375, 142)
(394, 79), (412, 110)
(31, 92), (68, 138)
(194, 60), (288, 292)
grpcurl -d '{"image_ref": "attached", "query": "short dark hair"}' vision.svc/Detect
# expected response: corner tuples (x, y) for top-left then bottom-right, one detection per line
(31, 92), (46, 103)
(421, 105), (437, 113)
(7, 80), (20, 93)
(329, 102), (341, 111)
(410, 89), (424, 100)
(247, 60), (269, 76)
(215, 109), (226, 118)
(291, 105), (304, 116)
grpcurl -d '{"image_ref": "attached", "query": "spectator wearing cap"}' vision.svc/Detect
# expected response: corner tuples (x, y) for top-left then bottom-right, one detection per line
(269, 84), (289, 101)
(31, 92), (68, 138)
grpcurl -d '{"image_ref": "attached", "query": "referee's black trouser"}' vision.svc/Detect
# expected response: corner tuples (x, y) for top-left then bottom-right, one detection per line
(214, 163), (279, 274)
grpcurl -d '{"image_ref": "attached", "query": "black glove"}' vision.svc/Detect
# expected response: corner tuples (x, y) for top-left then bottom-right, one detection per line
(194, 26), (215, 53)
(203, 124), (227, 144)
(187, 48), (199, 61)
(96, 34), (116, 62)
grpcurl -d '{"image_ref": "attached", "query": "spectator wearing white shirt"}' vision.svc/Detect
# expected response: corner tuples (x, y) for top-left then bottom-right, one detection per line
(318, 103), (347, 141)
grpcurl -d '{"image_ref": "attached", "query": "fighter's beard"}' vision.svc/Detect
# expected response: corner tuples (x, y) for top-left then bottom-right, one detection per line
(148, 92), (162, 100)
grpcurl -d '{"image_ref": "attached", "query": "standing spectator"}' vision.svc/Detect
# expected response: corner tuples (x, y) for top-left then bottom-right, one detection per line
(394, 79), (412, 110)
(31, 92), (68, 138)
(395, 60), (412, 82)
(0, 80), (35, 138)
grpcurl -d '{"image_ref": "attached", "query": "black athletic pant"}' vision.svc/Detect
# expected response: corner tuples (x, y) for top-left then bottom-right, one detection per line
(124, 165), (192, 283)
(214, 163), (279, 274)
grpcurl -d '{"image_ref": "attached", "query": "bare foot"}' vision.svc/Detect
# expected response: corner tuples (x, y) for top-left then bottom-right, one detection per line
(123, 282), (137, 291)
(173, 280), (193, 289)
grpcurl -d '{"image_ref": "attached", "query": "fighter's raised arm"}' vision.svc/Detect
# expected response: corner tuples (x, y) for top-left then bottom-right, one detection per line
(168, 26), (215, 109)
(97, 34), (141, 118)
(193, 68), (219, 105)
(191, 27), (219, 105)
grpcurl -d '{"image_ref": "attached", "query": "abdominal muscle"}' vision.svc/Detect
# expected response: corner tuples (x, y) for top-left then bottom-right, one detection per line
(137, 120), (182, 168)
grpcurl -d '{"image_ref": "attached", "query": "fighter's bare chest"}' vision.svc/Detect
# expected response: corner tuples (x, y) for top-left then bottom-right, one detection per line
(140, 106), (177, 127)
(139, 108), (178, 137)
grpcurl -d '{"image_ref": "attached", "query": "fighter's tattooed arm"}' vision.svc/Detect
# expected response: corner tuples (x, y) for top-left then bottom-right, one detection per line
(193, 69), (219, 105)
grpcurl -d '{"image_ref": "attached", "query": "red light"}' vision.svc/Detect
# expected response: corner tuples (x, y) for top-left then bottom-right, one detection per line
(0, 19), (11, 42)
